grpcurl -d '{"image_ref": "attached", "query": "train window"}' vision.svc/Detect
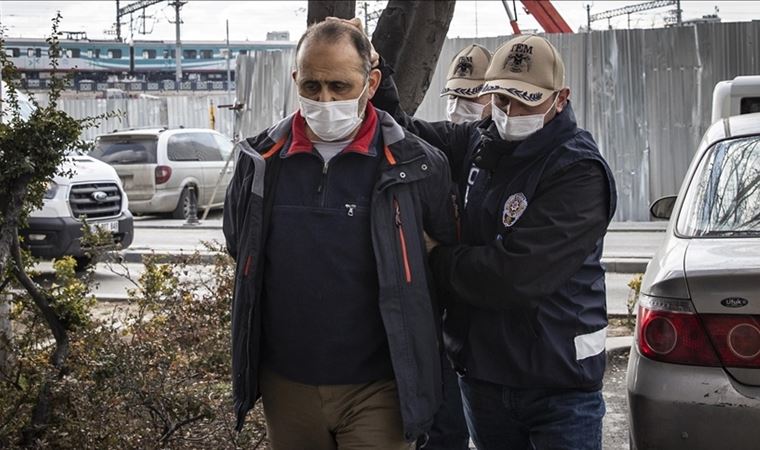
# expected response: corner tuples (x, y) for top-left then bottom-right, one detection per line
(70, 49), (81, 58)
(239, 50), (248, 56)
(108, 49), (122, 59)
(183, 49), (197, 59)
(88, 49), (100, 59)
(142, 49), (157, 59)
(47, 48), (60, 58)
(163, 49), (175, 59)
(5, 48), (20, 57)
(199, 49), (213, 59)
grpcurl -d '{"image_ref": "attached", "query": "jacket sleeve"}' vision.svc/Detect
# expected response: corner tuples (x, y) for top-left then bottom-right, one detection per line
(429, 159), (612, 310)
(223, 150), (248, 261)
(420, 143), (459, 246)
(372, 57), (475, 178)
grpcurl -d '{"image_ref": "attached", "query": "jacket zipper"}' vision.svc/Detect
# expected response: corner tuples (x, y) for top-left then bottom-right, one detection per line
(393, 196), (412, 284)
(316, 161), (329, 206)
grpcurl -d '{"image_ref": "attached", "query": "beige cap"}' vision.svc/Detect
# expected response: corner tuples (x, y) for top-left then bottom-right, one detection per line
(480, 35), (565, 107)
(440, 44), (492, 98)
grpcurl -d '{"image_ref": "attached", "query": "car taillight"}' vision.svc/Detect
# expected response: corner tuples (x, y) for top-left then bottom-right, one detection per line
(155, 165), (172, 185)
(701, 315), (760, 368)
(636, 294), (721, 366)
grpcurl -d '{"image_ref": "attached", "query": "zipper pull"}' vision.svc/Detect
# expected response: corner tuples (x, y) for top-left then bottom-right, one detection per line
(345, 203), (356, 217)
(317, 162), (329, 194)
(394, 198), (402, 227)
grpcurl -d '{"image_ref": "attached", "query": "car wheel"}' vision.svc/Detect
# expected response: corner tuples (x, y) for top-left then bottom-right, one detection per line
(171, 187), (192, 220)
(74, 255), (93, 272)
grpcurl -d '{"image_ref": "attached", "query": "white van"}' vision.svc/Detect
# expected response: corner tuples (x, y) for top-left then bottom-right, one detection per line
(1, 82), (134, 269)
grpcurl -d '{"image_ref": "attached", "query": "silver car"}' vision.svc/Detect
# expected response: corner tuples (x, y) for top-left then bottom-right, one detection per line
(627, 112), (760, 449)
(90, 128), (234, 219)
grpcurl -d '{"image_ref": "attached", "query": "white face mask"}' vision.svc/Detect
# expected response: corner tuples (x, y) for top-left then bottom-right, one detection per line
(491, 93), (558, 141)
(299, 83), (368, 142)
(446, 96), (485, 124)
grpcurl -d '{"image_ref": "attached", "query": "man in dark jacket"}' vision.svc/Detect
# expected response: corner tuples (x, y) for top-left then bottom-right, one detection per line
(371, 34), (617, 450)
(223, 20), (458, 449)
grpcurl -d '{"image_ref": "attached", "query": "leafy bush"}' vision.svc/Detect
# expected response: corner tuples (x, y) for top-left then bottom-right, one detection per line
(0, 246), (267, 448)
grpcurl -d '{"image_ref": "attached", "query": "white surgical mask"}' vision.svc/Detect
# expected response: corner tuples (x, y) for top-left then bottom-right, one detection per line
(299, 83), (368, 142)
(491, 93), (558, 142)
(446, 96), (485, 124)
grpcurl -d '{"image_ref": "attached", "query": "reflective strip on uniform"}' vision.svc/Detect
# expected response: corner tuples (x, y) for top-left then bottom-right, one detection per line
(574, 327), (607, 360)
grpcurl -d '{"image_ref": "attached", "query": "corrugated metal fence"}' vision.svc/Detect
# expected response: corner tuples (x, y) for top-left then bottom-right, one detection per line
(43, 93), (236, 141)
(415, 21), (760, 220)
(48, 22), (760, 220)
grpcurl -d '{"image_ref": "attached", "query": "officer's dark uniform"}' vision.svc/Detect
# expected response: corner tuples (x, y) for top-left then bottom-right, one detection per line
(373, 58), (617, 449)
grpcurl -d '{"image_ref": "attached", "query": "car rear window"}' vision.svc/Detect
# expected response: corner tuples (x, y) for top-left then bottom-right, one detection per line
(90, 136), (158, 164)
(677, 135), (760, 237)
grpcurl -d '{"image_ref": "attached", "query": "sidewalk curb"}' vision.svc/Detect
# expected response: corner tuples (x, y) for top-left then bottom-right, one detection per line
(601, 258), (650, 274)
(115, 250), (653, 274)
(134, 223), (222, 230)
(606, 336), (633, 355)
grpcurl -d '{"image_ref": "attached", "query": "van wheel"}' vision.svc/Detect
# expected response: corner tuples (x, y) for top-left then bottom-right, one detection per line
(74, 256), (93, 272)
(172, 187), (191, 220)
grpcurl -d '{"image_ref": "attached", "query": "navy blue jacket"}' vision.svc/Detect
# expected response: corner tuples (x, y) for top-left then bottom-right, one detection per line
(373, 62), (617, 391)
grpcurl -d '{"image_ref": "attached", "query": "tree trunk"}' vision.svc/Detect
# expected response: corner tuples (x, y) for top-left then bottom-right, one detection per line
(372, 0), (456, 115)
(0, 293), (12, 374)
(307, 0), (357, 25)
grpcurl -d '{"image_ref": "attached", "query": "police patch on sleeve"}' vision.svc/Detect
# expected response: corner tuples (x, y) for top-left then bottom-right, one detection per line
(502, 193), (528, 228)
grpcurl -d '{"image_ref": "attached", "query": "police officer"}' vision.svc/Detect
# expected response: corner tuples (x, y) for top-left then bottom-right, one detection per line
(442, 44), (492, 123)
(417, 42), (496, 450)
(371, 34), (618, 450)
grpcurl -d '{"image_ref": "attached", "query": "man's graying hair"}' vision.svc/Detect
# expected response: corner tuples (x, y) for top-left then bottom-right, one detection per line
(296, 20), (373, 77)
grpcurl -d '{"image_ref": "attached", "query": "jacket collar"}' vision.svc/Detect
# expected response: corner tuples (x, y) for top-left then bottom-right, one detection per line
(283, 102), (380, 158)
(240, 102), (408, 162)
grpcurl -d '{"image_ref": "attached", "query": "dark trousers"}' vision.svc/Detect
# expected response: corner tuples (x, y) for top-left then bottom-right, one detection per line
(458, 376), (605, 450)
(419, 351), (470, 450)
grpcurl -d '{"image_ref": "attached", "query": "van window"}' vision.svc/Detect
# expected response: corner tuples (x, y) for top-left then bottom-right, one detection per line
(91, 136), (158, 164)
(168, 133), (222, 161)
(741, 97), (760, 115)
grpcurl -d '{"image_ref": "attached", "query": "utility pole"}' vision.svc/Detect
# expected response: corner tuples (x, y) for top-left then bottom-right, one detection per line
(226, 19), (231, 93)
(116, 0), (122, 41)
(586, 4), (591, 31)
(171, 1), (186, 85)
(676, 0), (682, 25)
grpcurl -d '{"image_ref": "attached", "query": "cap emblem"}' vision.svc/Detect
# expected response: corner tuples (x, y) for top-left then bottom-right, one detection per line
(454, 56), (474, 77)
(504, 43), (533, 73)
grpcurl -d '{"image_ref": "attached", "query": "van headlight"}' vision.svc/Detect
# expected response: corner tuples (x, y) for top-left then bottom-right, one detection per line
(43, 181), (59, 199)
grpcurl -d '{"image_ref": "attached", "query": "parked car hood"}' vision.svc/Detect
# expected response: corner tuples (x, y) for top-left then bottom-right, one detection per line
(54, 155), (122, 185)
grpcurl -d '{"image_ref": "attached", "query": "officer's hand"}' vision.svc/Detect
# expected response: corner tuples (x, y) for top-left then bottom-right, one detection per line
(326, 16), (380, 69)
(424, 232), (440, 254)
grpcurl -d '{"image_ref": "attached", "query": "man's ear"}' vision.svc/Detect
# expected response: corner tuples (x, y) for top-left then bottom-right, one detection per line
(555, 87), (570, 113)
(291, 69), (298, 83)
(367, 68), (382, 99)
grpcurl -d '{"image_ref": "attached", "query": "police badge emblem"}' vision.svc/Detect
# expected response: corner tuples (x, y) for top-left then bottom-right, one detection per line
(502, 193), (528, 227)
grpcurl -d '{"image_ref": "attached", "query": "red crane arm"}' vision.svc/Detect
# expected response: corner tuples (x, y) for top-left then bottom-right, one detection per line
(520, 0), (573, 33)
